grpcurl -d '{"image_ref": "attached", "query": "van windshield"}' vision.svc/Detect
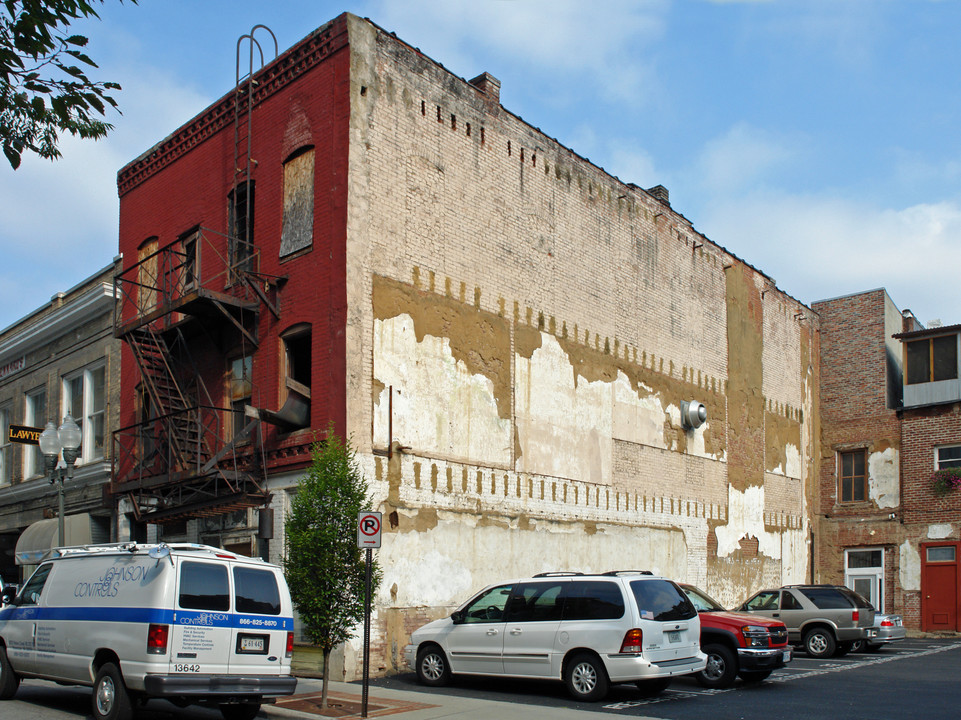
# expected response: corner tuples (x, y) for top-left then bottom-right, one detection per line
(630, 579), (696, 621)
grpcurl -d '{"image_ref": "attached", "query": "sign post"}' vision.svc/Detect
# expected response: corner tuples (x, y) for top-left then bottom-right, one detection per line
(357, 511), (381, 719)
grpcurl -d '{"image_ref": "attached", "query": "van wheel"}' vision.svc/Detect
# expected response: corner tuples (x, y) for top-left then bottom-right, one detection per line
(92, 662), (132, 720)
(0, 645), (20, 700)
(564, 652), (609, 702)
(219, 703), (262, 720)
(696, 643), (738, 688)
(803, 628), (836, 658)
(416, 645), (451, 687)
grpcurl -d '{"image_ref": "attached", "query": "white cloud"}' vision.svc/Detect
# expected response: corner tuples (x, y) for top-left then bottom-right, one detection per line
(696, 123), (801, 195)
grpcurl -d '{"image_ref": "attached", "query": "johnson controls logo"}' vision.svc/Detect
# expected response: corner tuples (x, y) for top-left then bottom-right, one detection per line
(74, 565), (149, 598)
(179, 613), (229, 626)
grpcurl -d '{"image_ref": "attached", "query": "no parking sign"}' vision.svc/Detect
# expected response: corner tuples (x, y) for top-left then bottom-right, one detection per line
(357, 511), (382, 549)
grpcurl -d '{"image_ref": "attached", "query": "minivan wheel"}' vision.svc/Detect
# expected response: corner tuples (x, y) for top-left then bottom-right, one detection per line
(416, 645), (451, 687)
(219, 703), (262, 720)
(803, 628), (836, 658)
(0, 644), (20, 700)
(92, 662), (132, 720)
(564, 652), (609, 702)
(696, 643), (738, 689)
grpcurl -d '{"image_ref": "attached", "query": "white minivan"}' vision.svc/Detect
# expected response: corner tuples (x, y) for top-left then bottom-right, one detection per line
(0, 543), (297, 720)
(404, 571), (706, 701)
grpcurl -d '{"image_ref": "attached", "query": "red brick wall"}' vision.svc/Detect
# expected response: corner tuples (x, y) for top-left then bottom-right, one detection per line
(116, 17), (353, 464)
(902, 403), (961, 524)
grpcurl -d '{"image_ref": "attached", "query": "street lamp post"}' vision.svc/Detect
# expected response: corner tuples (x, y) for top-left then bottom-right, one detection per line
(39, 415), (83, 548)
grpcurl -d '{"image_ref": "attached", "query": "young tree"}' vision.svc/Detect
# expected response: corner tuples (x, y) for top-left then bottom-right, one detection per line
(283, 427), (380, 709)
(1, 0), (135, 169)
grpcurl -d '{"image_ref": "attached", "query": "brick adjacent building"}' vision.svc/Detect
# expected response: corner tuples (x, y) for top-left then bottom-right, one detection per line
(106, 12), (820, 677)
(814, 289), (960, 633)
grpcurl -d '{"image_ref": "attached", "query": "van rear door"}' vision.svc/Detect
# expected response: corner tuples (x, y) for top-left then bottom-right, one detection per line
(169, 559), (233, 675)
(227, 564), (290, 674)
(629, 579), (700, 662)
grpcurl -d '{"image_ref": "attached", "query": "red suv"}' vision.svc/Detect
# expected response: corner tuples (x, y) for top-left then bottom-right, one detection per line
(680, 584), (792, 688)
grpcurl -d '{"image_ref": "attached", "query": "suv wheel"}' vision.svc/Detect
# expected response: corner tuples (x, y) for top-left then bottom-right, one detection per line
(415, 645), (451, 687)
(564, 652), (609, 702)
(696, 643), (738, 689)
(803, 628), (836, 658)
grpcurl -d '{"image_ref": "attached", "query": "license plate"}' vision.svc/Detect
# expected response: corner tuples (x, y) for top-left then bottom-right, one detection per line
(866, 629), (878, 638)
(667, 631), (681, 643)
(782, 649), (792, 662)
(237, 633), (267, 654)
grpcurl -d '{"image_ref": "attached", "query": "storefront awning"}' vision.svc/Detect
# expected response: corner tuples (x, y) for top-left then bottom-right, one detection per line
(15, 514), (95, 565)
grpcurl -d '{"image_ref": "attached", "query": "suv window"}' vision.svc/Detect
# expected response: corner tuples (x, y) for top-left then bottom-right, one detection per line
(630, 579), (696, 621)
(179, 561), (229, 611)
(506, 582), (565, 622)
(798, 587), (853, 609)
(564, 581), (625, 620)
(234, 567), (281, 615)
(744, 590), (779, 611)
(781, 591), (804, 610)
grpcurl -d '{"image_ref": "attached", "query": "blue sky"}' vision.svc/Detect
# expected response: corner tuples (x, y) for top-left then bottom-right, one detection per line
(2, 0), (960, 331)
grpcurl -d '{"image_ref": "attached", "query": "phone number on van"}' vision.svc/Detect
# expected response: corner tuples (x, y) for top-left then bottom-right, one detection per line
(238, 618), (279, 627)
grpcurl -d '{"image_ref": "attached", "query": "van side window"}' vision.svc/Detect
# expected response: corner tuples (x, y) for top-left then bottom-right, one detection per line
(179, 561), (229, 611)
(505, 582), (565, 622)
(234, 567), (281, 615)
(18, 563), (52, 606)
(630, 579), (696, 621)
(462, 584), (512, 623)
(563, 581), (625, 620)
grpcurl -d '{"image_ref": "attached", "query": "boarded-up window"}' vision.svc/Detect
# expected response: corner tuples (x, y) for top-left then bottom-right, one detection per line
(280, 147), (314, 257)
(906, 335), (959, 384)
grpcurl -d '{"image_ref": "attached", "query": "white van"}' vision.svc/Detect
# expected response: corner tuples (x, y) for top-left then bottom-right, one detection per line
(405, 571), (706, 701)
(0, 543), (297, 720)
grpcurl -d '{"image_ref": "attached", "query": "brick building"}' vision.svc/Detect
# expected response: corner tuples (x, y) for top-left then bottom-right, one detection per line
(114, 13), (818, 677)
(0, 259), (122, 584)
(814, 289), (961, 632)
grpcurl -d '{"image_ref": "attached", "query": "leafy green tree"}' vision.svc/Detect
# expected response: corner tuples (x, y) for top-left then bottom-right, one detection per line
(1, 0), (135, 169)
(283, 427), (380, 709)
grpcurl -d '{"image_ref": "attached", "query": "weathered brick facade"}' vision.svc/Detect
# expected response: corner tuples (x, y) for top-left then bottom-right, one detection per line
(115, 13), (819, 678)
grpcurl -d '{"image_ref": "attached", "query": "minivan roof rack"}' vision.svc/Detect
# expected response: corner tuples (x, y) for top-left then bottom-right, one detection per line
(533, 571), (584, 577)
(601, 570), (653, 576)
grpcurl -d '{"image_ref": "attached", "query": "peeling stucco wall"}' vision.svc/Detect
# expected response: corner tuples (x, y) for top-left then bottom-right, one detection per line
(868, 446), (899, 508)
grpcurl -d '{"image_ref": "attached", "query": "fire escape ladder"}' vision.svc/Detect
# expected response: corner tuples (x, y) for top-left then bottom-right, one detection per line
(127, 325), (196, 469)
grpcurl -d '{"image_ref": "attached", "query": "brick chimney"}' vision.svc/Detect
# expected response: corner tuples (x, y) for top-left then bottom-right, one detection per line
(469, 72), (500, 106)
(647, 185), (670, 207)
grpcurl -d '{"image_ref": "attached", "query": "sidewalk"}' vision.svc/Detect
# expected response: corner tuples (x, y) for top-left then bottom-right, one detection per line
(270, 677), (631, 720)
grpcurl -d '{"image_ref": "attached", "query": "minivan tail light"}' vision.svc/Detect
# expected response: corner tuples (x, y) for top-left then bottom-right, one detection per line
(286, 631), (294, 658)
(852, 610), (859, 622)
(620, 628), (643, 654)
(147, 624), (169, 655)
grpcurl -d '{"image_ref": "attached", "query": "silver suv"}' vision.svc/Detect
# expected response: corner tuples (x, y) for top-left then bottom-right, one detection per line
(404, 571), (706, 701)
(737, 584), (877, 658)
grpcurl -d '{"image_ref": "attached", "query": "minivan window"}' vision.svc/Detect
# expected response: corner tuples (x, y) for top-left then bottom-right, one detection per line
(505, 582), (565, 622)
(234, 567), (281, 615)
(630, 579), (696, 621)
(799, 587), (853, 610)
(179, 561), (229, 611)
(461, 584), (512, 623)
(564, 581), (625, 620)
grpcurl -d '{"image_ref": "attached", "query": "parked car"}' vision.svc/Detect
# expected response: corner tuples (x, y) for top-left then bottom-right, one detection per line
(679, 584), (791, 688)
(738, 584), (877, 658)
(851, 613), (906, 652)
(404, 571), (706, 702)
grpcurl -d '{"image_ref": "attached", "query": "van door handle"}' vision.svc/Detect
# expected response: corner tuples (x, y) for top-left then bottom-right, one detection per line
(510, 628), (523, 635)
(486, 629), (499, 636)
(772, 613), (780, 617)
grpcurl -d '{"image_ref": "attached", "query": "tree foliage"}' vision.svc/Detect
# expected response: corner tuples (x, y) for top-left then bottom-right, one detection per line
(283, 427), (380, 706)
(1, 0), (134, 169)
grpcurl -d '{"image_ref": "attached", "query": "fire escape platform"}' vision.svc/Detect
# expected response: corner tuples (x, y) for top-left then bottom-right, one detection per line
(116, 288), (260, 339)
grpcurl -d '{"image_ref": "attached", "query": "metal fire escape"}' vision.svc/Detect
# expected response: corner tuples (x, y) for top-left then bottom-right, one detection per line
(112, 27), (281, 524)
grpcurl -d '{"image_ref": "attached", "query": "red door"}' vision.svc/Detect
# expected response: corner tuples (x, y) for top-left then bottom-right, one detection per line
(921, 542), (960, 632)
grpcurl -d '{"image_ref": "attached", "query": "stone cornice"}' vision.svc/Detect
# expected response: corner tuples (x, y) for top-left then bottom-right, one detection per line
(117, 16), (349, 197)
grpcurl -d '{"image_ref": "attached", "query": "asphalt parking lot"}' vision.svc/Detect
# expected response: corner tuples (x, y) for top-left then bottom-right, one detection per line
(371, 638), (961, 720)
